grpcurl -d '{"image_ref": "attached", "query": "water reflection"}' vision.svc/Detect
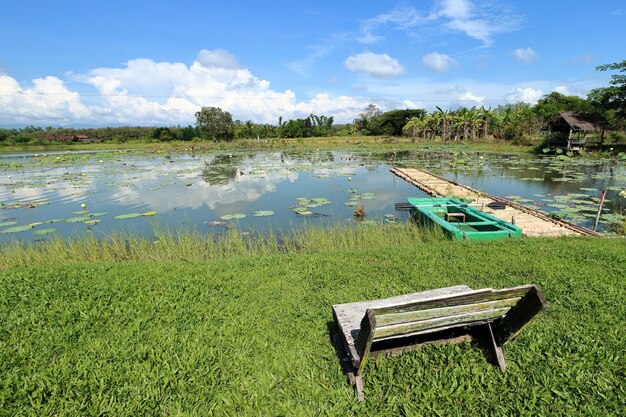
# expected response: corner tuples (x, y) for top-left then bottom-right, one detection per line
(0, 149), (624, 242)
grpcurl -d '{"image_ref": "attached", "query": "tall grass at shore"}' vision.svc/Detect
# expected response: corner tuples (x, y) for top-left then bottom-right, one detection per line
(0, 223), (445, 268)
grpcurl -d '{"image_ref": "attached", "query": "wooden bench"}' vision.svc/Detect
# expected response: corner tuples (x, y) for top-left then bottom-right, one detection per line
(332, 284), (547, 401)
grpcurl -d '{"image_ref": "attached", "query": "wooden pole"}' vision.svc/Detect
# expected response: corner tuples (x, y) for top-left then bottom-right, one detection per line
(593, 190), (607, 232)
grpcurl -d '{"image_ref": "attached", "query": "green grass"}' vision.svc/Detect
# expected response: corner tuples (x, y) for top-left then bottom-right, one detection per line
(1, 229), (625, 416)
(0, 136), (536, 154)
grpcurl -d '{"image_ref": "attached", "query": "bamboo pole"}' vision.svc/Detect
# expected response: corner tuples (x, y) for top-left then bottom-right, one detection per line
(593, 190), (607, 232)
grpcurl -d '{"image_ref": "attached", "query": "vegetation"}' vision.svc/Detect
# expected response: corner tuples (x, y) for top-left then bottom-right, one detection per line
(194, 106), (235, 141)
(0, 226), (624, 415)
(589, 59), (626, 130)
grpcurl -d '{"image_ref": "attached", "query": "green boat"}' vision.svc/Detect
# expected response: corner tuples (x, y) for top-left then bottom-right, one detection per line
(408, 197), (523, 240)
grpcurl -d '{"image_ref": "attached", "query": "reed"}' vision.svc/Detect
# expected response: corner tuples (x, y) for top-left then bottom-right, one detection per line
(0, 223), (445, 268)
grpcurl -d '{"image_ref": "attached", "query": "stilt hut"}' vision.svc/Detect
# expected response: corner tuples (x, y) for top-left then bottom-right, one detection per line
(549, 112), (609, 152)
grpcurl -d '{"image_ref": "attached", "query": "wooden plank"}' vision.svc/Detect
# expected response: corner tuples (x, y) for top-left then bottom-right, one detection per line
(355, 310), (376, 374)
(332, 306), (360, 367)
(373, 307), (510, 339)
(376, 297), (520, 327)
(332, 285), (473, 355)
(355, 375), (364, 402)
(474, 322), (507, 371)
(370, 286), (533, 315)
(494, 285), (548, 344)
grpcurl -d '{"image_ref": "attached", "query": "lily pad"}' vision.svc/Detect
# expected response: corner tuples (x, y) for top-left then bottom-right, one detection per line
(34, 228), (57, 235)
(142, 211), (158, 216)
(0, 221), (18, 227)
(114, 213), (143, 220)
(253, 210), (275, 217)
(220, 213), (246, 220)
(65, 216), (91, 223)
(0, 225), (34, 234)
(84, 219), (101, 225)
(89, 212), (108, 217)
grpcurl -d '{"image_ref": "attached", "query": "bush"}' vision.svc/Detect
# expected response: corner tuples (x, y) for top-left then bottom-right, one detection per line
(608, 131), (626, 143)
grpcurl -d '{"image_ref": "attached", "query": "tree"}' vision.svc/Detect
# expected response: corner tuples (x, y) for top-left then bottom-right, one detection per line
(534, 92), (596, 124)
(354, 104), (383, 134)
(195, 106), (235, 141)
(588, 59), (626, 126)
(152, 127), (175, 141)
(373, 109), (426, 136)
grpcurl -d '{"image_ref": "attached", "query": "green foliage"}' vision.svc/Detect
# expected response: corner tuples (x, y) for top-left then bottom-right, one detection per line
(194, 106), (235, 141)
(588, 60), (626, 125)
(534, 92), (597, 123)
(0, 232), (625, 415)
(152, 127), (177, 142)
(277, 114), (334, 138)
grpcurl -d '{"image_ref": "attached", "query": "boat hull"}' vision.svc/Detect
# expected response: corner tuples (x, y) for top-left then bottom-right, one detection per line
(408, 197), (522, 240)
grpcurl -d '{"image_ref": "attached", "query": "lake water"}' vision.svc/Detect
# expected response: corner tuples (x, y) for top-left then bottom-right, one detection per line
(1, 148), (625, 242)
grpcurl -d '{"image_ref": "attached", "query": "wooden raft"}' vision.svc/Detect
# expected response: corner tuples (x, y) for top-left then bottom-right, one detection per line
(391, 167), (596, 237)
(332, 285), (547, 401)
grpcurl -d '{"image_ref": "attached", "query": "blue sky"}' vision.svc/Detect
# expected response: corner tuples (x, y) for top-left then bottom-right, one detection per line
(0, 0), (624, 127)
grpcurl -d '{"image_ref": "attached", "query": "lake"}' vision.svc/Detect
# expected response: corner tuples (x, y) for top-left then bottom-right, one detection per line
(1, 148), (625, 242)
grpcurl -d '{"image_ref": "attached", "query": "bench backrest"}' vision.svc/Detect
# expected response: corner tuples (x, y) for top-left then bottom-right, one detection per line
(355, 284), (546, 374)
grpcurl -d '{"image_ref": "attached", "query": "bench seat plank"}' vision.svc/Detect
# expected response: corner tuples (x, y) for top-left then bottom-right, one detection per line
(375, 306), (511, 339)
(376, 297), (521, 327)
(332, 285), (472, 362)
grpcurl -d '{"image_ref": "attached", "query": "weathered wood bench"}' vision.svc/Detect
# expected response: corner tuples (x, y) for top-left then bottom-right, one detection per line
(332, 284), (547, 401)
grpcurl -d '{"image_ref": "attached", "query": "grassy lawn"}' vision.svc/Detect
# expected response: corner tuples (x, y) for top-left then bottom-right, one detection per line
(1, 231), (625, 416)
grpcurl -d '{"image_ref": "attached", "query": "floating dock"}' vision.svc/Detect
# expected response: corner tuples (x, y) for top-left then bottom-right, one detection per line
(391, 167), (596, 237)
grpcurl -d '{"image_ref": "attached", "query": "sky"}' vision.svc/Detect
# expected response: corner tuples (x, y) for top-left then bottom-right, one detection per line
(0, 0), (624, 127)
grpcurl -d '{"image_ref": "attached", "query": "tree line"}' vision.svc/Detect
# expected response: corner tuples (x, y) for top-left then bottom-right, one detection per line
(1, 60), (624, 145)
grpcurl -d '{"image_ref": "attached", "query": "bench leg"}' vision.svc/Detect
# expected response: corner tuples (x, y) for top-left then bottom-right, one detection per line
(355, 374), (365, 402)
(477, 322), (507, 371)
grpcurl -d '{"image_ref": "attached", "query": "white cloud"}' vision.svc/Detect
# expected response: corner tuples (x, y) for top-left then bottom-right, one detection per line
(357, 2), (521, 46)
(0, 50), (368, 126)
(513, 47), (538, 64)
(422, 52), (457, 73)
(436, 0), (523, 45)
(554, 86), (569, 95)
(358, 6), (430, 43)
(196, 49), (240, 69)
(458, 91), (484, 103)
(403, 99), (425, 109)
(438, 0), (471, 19)
(0, 75), (89, 125)
(344, 52), (405, 78)
(507, 87), (544, 104)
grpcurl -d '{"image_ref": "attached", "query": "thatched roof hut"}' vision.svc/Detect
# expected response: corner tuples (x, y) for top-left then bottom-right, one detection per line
(547, 112), (609, 151)
(551, 112), (609, 133)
